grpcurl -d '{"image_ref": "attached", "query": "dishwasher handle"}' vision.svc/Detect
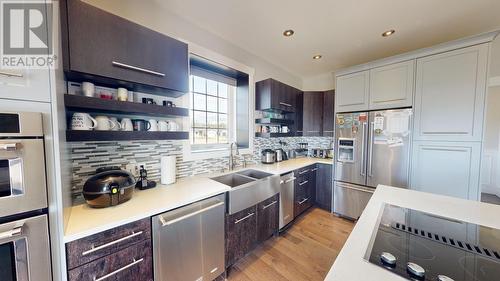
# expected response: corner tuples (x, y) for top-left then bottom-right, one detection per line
(159, 201), (224, 227)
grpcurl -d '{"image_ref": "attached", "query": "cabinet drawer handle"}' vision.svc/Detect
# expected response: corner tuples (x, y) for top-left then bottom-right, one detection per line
(298, 198), (309, 205)
(299, 180), (308, 186)
(0, 143), (20, 151)
(262, 200), (277, 210)
(159, 201), (224, 227)
(112, 61), (165, 77)
(279, 102), (292, 107)
(311, 168), (318, 172)
(234, 212), (254, 224)
(299, 169), (310, 175)
(0, 227), (22, 240)
(82, 231), (143, 256)
(0, 70), (23, 78)
(93, 258), (144, 281)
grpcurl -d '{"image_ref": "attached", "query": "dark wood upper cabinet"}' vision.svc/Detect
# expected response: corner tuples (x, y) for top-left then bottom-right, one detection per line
(322, 90), (335, 137)
(255, 78), (298, 112)
(60, 0), (189, 97)
(302, 92), (324, 136)
(315, 163), (333, 211)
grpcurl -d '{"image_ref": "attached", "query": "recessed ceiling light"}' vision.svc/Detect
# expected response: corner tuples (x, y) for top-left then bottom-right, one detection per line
(313, 55), (322, 60)
(283, 29), (294, 37)
(382, 29), (396, 37)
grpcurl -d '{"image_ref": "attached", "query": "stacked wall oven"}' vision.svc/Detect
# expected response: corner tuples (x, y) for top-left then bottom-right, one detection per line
(0, 112), (52, 281)
(334, 109), (412, 220)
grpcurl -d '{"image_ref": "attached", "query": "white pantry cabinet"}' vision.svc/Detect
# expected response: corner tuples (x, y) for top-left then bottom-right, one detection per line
(369, 60), (414, 110)
(413, 44), (489, 142)
(335, 70), (369, 112)
(410, 141), (481, 201)
(0, 67), (51, 102)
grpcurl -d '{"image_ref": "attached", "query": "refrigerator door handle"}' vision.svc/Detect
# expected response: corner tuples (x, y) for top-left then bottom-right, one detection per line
(368, 121), (374, 177)
(360, 122), (367, 176)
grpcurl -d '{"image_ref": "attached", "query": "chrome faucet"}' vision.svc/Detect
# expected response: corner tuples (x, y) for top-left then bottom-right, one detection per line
(228, 142), (239, 170)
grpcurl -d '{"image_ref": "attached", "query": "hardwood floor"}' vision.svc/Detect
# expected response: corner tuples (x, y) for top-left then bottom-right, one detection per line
(227, 207), (355, 281)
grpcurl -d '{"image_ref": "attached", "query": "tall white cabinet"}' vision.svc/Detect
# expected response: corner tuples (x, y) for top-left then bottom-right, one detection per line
(334, 32), (497, 201)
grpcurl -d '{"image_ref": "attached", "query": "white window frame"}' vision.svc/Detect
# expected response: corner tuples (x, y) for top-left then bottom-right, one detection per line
(182, 43), (255, 161)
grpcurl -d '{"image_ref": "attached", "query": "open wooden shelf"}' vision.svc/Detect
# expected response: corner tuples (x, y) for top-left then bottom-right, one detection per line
(255, 118), (294, 125)
(255, 132), (294, 138)
(66, 130), (189, 142)
(64, 94), (189, 118)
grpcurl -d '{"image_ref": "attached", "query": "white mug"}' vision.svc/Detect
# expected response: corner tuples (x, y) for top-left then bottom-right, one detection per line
(81, 82), (95, 97)
(120, 118), (133, 131)
(148, 119), (158, 131)
(71, 113), (97, 130)
(95, 116), (115, 131)
(109, 117), (121, 131)
(167, 120), (179, 131)
(158, 120), (169, 131)
(117, 88), (128, 101)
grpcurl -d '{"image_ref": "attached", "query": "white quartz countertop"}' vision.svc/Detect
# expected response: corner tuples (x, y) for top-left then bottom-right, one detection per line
(64, 157), (332, 243)
(325, 185), (500, 281)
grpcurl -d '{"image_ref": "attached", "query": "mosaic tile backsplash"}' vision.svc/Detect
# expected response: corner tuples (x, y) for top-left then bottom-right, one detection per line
(70, 136), (333, 203)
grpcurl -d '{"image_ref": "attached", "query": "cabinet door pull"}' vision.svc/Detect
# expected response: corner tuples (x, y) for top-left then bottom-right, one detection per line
(93, 258), (144, 281)
(262, 200), (277, 210)
(298, 198), (309, 205)
(299, 180), (308, 186)
(311, 168), (318, 172)
(279, 102), (292, 107)
(112, 61), (165, 77)
(82, 231), (143, 256)
(234, 212), (254, 224)
(299, 169), (310, 175)
(0, 70), (23, 78)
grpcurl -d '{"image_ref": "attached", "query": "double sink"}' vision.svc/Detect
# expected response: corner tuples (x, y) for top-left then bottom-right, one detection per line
(211, 169), (280, 214)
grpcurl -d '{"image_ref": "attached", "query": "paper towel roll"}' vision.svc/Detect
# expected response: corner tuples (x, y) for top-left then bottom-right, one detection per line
(161, 156), (176, 185)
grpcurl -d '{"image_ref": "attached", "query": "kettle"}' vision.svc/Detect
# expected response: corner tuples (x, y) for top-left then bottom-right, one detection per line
(261, 149), (276, 164)
(275, 148), (288, 162)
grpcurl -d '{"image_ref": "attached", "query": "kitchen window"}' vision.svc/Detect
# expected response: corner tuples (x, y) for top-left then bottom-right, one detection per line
(189, 68), (236, 151)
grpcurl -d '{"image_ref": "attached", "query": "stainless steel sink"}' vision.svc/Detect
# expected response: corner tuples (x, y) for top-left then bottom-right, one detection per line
(210, 170), (280, 214)
(236, 169), (273, 180)
(210, 173), (255, 188)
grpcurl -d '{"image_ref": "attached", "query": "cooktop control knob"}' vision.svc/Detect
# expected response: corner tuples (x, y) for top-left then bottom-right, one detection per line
(437, 275), (455, 281)
(380, 252), (397, 266)
(407, 262), (425, 279)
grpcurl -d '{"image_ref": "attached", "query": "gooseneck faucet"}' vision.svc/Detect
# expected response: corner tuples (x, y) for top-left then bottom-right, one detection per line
(229, 142), (239, 171)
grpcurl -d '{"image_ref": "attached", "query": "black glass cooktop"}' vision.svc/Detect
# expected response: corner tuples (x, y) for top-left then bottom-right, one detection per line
(365, 204), (500, 281)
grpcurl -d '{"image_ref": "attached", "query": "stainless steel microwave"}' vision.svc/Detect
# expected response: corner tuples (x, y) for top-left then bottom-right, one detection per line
(0, 112), (47, 217)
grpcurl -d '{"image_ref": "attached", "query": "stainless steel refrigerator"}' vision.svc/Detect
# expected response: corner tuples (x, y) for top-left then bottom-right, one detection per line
(334, 108), (412, 219)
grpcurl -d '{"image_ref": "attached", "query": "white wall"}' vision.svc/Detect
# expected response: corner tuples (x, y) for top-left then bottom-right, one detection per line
(83, 0), (302, 89)
(490, 35), (500, 79)
(302, 72), (335, 91)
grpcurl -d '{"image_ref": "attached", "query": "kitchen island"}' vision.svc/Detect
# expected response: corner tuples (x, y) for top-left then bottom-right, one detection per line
(325, 185), (500, 281)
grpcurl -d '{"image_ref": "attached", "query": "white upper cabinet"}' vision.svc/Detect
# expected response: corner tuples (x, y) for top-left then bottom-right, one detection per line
(0, 68), (51, 102)
(413, 44), (489, 141)
(335, 70), (369, 112)
(410, 141), (481, 201)
(369, 60), (415, 110)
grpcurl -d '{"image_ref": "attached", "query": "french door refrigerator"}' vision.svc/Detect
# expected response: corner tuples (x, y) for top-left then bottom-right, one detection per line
(334, 108), (412, 219)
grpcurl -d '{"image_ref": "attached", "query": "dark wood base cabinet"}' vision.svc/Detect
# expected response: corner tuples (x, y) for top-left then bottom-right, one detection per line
(256, 194), (280, 243)
(294, 165), (316, 217)
(315, 163), (333, 211)
(68, 239), (153, 281)
(225, 194), (280, 268)
(225, 206), (257, 267)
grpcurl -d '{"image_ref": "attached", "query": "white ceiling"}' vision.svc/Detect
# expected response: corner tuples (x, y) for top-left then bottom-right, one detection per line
(153, 0), (500, 79)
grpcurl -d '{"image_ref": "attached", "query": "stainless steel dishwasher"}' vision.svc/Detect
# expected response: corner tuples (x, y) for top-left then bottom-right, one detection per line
(279, 172), (296, 230)
(152, 194), (225, 281)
